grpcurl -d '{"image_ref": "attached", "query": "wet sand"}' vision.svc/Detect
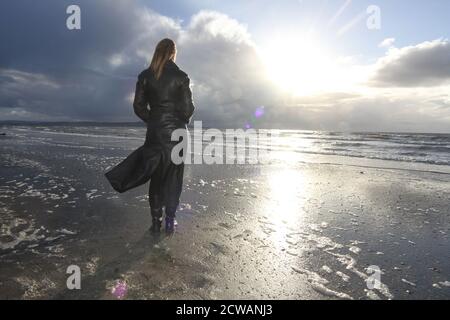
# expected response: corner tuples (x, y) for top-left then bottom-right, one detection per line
(1, 126), (449, 300)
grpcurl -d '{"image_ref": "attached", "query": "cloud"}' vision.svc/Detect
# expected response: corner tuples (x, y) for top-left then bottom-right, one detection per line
(370, 39), (450, 87)
(378, 37), (395, 48)
(267, 94), (450, 133)
(177, 10), (277, 128)
(183, 10), (251, 44)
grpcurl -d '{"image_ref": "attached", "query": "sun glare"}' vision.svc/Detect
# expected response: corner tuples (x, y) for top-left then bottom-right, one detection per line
(259, 34), (356, 96)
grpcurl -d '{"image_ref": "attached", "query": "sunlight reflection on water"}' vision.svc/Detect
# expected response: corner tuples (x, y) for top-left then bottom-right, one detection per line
(262, 168), (310, 250)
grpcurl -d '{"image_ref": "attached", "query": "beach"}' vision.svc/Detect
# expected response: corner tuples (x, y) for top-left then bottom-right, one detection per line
(0, 124), (449, 300)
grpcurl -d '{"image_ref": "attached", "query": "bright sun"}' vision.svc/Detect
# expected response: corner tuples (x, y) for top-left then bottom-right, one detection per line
(259, 34), (354, 96)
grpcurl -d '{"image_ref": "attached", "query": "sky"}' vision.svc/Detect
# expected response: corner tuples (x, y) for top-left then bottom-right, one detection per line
(0, 0), (449, 132)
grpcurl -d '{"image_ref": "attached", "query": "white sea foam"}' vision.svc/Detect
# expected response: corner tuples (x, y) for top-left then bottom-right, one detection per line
(57, 228), (77, 235)
(365, 289), (382, 300)
(292, 267), (353, 300)
(401, 279), (416, 287)
(349, 246), (361, 254)
(336, 271), (350, 282)
(321, 265), (333, 274)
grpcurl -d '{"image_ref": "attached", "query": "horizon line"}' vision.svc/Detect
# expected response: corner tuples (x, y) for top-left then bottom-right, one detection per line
(0, 120), (449, 135)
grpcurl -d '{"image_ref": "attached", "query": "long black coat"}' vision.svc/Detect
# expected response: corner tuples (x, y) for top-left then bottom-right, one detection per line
(105, 60), (195, 207)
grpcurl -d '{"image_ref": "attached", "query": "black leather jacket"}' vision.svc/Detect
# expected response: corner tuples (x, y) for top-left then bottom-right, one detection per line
(133, 60), (195, 126)
(105, 60), (194, 196)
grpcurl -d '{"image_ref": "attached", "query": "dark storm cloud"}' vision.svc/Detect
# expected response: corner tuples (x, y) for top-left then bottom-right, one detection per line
(0, 0), (181, 121)
(0, 1), (277, 124)
(370, 39), (450, 87)
(0, 0), (141, 74)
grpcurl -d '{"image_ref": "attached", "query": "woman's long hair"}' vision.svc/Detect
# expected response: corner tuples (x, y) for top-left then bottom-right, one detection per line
(149, 38), (177, 80)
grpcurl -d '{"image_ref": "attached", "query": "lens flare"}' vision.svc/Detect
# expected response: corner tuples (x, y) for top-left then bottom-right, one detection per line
(111, 280), (128, 299)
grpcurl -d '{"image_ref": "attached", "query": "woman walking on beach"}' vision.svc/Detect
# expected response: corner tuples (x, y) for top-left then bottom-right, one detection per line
(105, 38), (195, 234)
